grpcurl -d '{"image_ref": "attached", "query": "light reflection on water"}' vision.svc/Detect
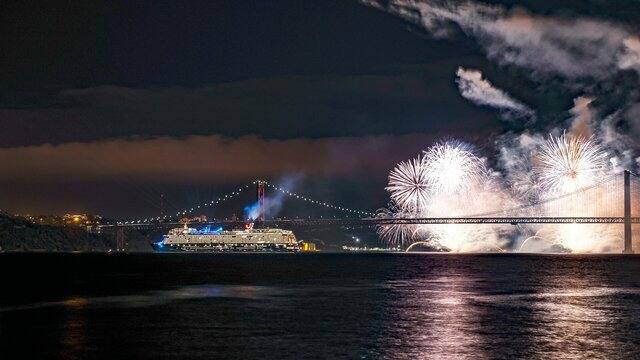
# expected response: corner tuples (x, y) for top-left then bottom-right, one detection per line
(1, 253), (639, 359)
(378, 275), (640, 359)
(0, 285), (280, 312)
(380, 276), (488, 359)
(61, 298), (88, 360)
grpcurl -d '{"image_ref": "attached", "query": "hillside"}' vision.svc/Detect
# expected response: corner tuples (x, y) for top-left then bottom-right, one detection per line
(0, 213), (113, 252)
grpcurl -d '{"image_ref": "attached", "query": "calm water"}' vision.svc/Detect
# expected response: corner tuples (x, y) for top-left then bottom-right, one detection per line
(1, 253), (639, 359)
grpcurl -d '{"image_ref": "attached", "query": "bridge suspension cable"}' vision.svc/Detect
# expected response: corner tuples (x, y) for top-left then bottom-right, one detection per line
(460, 174), (622, 218)
(124, 184), (252, 224)
(262, 181), (374, 216)
(123, 179), (375, 224)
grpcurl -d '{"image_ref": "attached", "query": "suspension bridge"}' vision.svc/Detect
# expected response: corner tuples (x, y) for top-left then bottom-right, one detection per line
(104, 171), (640, 253)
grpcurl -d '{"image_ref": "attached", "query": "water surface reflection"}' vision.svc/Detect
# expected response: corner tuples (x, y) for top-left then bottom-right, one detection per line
(0, 253), (639, 359)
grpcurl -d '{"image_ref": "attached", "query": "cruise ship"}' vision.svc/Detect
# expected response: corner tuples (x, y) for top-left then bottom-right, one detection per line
(153, 223), (300, 252)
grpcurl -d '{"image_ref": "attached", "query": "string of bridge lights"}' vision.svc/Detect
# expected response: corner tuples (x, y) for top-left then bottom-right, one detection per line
(261, 182), (374, 216)
(124, 180), (374, 224)
(124, 184), (251, 224)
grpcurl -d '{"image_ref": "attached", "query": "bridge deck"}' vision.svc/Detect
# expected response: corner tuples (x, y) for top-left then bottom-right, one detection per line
(101, 217), (640, 229)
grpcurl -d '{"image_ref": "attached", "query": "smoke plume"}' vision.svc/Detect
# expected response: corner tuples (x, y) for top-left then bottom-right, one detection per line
(244, 175), (301, 221)
(363, 0), (640, 78)
(456, 67), (534, 121)
(363, 0), (640, 252)
(568, 96), (595, 139)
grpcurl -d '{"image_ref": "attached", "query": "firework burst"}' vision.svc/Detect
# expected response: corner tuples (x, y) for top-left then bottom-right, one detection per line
(532, 133), (617, 253)
(380, 140), (509, 251)
(375, 206), (418, 246)
(536, 134), (608, 196)
(422, 141), (485, 195)
(386, 155), (430, 212)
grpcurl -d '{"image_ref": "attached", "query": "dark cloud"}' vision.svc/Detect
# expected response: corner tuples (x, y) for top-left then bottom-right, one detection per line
(0, 0), (473, 89)
(0, 69), (499, 147)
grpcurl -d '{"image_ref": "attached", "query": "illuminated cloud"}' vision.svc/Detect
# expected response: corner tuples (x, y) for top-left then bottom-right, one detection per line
(0, 134), (447, 183)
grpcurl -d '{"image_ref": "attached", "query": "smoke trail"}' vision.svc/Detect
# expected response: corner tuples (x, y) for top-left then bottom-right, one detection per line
(243, 202), (262, 221)
(362, 0), (640, 78)
(619, 36), (640, 73)
(362, 0), (640, 152)
(568, 97), (595, 139)
(456, 67), (534, 121)
(496, 133), (544, 201)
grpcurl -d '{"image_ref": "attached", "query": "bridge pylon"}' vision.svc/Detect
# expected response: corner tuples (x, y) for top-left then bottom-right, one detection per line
(116, 226), (127, 252)
(256, 180), (266, 222)
(624, 170), (633, 254)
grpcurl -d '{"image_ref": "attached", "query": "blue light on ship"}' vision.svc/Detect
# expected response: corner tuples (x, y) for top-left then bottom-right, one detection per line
(196, 226), (223, 235)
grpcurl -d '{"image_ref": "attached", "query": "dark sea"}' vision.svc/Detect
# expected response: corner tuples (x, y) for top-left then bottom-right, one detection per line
(1, 253), (639, 359)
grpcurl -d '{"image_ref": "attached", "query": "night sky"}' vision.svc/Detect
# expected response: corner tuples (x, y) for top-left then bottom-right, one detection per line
(1, 0), (639, 218)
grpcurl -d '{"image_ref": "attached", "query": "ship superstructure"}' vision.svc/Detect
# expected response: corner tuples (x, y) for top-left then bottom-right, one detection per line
(153, 223), (299, 252)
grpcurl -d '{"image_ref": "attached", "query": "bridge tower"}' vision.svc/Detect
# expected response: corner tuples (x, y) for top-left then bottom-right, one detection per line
(624, 170), (633, 254)
(116, 226), (127, 252)
(256, 180), (266, 222)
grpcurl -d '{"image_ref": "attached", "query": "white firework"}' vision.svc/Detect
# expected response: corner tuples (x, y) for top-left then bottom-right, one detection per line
(422, 141), (485, 195)
(386, 155), (430, 212)
(380, 140), (507, 251)
(375, 206), (418, 246)
(536, 134), (608, 196)
(534, 134), (616, 253)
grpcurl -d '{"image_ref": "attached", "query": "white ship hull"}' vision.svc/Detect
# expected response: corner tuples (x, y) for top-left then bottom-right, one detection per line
(154, 226), (299, 252)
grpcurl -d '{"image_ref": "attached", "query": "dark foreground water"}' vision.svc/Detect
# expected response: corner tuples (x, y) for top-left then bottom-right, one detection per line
(1, 253), (639, 359)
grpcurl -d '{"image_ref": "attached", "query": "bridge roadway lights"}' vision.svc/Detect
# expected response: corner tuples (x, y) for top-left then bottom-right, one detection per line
(103, 216), (640, 230)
